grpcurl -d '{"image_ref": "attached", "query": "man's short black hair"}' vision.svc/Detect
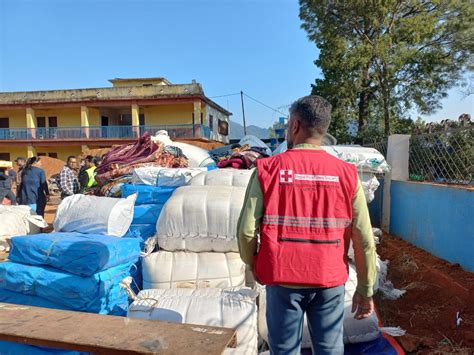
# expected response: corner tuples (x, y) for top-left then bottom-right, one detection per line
(85, 155), (94, 163)
(289, 95), (332, 136)
(67, 155), (76, 162)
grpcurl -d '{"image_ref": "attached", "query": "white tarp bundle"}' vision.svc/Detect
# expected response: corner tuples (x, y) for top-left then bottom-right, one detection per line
(151, 131), (216, 167)
(0, 205), (48, 251)
(132, 167), (207, 186)
(142, 251), (246, 289)
(359, 173), (381, 203)
(258, 264), (380, 346)
(128, 287), (258, 355)
(188, 169), (253, 187)
(154, 186), (246, 252)
(273, 142), (389, 174)
(53, 194), (136, 237)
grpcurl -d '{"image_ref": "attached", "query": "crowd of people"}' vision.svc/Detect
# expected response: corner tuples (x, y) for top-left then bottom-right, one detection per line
(0, 155), (100, 217)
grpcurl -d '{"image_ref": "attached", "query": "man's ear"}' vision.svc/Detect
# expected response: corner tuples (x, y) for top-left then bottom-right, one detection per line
(292, 118), (300, 136)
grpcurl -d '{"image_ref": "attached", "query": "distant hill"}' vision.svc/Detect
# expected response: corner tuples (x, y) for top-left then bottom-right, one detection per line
(230, 120), (270, 140)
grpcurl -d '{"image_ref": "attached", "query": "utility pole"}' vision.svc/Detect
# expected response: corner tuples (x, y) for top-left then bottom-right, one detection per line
(240, 91), (247, 135)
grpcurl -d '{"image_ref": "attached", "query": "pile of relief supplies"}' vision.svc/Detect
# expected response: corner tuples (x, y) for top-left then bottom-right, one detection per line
(119, 137), (405, 354)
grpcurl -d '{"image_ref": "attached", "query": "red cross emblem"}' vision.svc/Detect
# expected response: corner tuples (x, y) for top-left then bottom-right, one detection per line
(280, 169), (293, 183)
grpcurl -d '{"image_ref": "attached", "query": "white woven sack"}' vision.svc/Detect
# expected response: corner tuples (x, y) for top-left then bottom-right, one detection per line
(188, 169), (253, 187)
(155, 186), (246, 252)
(53, 194), (136, 237)
(128, 287), (258, 355)
(257, 264), (380, 346)
(132, 167), (207, 186)
(0, 205), (48, 238)
(359, 172), (380, 203)
(142, 251), (245, 289)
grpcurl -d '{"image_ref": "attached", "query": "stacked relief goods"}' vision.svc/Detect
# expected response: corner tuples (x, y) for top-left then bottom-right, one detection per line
(127, 168), (259, 355)
(0, 194), (141, 354)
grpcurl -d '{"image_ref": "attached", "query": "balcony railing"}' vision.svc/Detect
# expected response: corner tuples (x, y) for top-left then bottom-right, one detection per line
(0, 124), (212, 141)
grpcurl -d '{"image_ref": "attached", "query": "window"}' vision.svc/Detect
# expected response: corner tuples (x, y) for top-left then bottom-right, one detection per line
(0, 118), (8, 129)
(37, 117), (46, 128)
(37, 153), (47, 157)
(142, 83), (153, 87)
(48, 153), (58, 159)
(0, 153), (10, 161)
(209, 115), (214, 129)
(200, 112), (204, 125)
(218, 119), (229, 136)
(139, 114), (145, 126)
(48, 117), (58, 127)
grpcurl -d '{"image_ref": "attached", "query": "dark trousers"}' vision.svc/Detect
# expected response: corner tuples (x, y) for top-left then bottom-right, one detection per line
(266, 285), (345, 355)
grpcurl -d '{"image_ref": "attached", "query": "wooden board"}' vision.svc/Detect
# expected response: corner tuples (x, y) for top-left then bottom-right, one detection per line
(0, 303), (236, 354)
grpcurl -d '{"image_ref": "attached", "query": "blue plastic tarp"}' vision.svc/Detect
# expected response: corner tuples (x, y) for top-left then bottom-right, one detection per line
(124, 224), (156, 240)
(121, 184), (175, 205)
(0, 261), (131, 314)
(132, 204), (164, 225)
(0, 288), (128, 316)
(9, 232), (141, 277)
(0, 341), (89, 355)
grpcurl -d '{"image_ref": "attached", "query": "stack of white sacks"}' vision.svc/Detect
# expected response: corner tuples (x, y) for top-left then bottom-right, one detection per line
(128, 169), (257, 355)
(125, 145), (401, 353)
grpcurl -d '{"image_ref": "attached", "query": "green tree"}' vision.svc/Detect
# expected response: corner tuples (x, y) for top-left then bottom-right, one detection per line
(300, 0), (474, 139)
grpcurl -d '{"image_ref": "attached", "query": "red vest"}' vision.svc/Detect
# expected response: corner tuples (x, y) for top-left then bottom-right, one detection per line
(254, 149), (358, 287)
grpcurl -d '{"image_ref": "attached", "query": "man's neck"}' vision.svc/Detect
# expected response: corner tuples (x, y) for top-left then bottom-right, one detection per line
(294, 137), (322, 147)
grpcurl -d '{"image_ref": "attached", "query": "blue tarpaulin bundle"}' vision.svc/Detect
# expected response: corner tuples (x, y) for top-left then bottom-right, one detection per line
(0, 341), (89, 355)
(124, 224), (156, 240)
(121, 184), (176, 205)
(0, 261), (131, 314)
(132, 204), (164, 225)
(9, 232), (141, 277)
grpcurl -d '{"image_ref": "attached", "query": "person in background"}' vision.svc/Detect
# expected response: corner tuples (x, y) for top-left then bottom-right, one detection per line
(7, 166), (17, 190)
(14, 157), (26, 185)
(78, 155), (98, 192)
(17, 157), (49, 216)
(58, 155), (80, 199)
(0, 166), (17, 205)
(237, 95), (376, 354)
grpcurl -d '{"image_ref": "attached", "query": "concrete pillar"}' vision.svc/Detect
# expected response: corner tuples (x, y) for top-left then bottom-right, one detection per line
(131, 104), (140, 138)
(81, 106), (90, 138)
(382, 134), (411, 232)
(26, 145), (36, 158)
(193, 101), (201, 137)
(26, 108), (36, 139)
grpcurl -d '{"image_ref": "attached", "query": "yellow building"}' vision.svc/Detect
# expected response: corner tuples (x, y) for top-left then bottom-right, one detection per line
(0, 78), (231, 161)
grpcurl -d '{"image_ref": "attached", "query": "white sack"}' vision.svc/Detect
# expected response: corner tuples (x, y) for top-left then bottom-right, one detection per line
(142, 251), (246, 289)
(0, 206), (48, 252)
(188, 169), (253, 187)
(273, 142), (389, 174)
(154, 186), (246, 252)
(53, 194), (136, 237)
(128, 287), (258, 355)
(258, 264), (380, 346)
(152, 132), (215, 167)
(132, 167), (207, 186)
(359, 172), (380, 203)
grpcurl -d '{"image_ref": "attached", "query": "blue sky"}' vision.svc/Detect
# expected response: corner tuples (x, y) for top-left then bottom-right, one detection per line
(0, 0), (472, 129)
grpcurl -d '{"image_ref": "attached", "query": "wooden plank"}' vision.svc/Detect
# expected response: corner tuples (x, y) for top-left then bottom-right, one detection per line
(0, 303), (236, 354)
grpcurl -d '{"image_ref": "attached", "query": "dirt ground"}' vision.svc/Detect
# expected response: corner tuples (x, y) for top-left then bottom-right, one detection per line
(375, 234), (474, 354)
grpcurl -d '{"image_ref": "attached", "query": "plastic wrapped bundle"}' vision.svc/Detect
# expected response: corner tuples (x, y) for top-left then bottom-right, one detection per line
(132, 204), (164, 225)
(142, 251), (246, 289)
(9, 232), (141, 277)
(121, 184), (176, 205)
(188, 169), (253, 187)
(0, 261), (131, 314)
(128, 287), (258, 355)
(53, 194), (136, 237)
(131, 167), (207, 186)
(154, 186), (246, 252)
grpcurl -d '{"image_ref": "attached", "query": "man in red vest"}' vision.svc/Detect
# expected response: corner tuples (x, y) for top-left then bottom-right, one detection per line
(237, 95), (376, 354)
